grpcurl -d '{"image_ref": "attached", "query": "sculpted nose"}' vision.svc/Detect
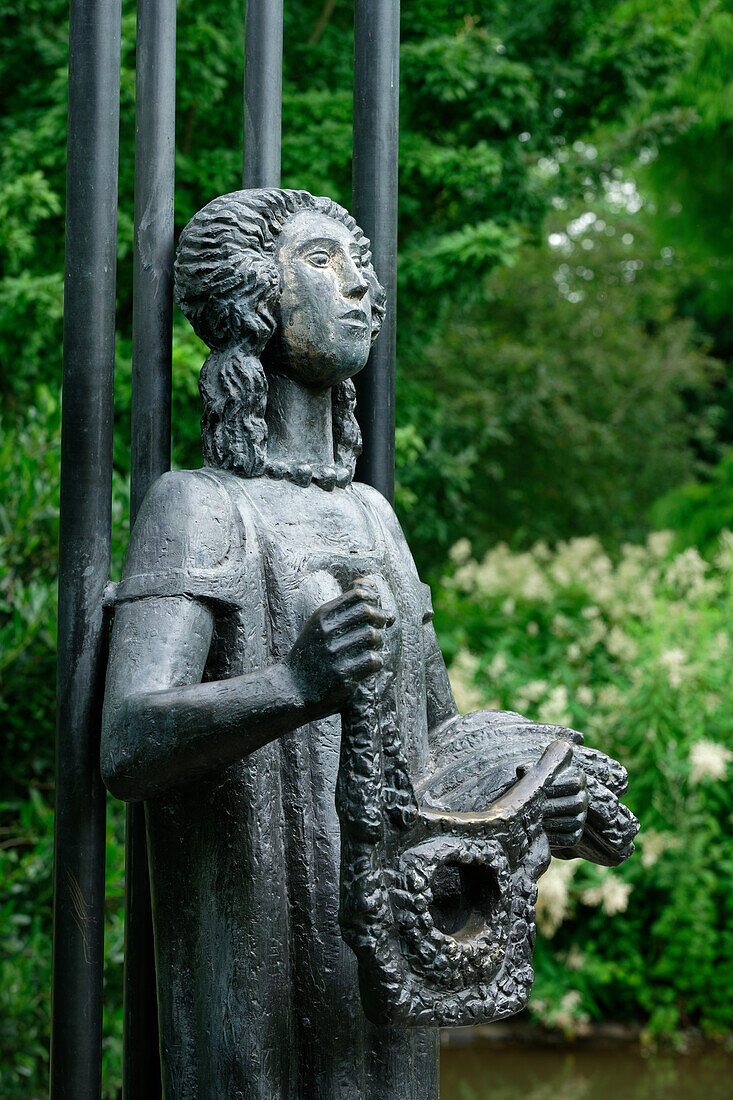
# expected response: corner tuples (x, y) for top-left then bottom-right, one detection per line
(343, 260), (368, 300)
(346, 278), (368, 300)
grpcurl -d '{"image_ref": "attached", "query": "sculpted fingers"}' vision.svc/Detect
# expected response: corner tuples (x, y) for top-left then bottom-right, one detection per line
(324, 600), (387, 634)
(545, 767), (588, 852)
(288, 590), (385, 710)
(545, 769), (585, 798)
(547, 824), (585, 851)
(317, 585), (377, 625)
(545, 793), (589, 820)
(547, 819), (585, 842)
(579, 774), (639, 866)
(327, 621), (385, 690)
(343, 652), (384, 683)
(331, 624), (385, 659)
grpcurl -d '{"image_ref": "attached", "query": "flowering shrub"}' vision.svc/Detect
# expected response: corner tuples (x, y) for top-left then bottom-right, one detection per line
(435, 531), (733, 1039)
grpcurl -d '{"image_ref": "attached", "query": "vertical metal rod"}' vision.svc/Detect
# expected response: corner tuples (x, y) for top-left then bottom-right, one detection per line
(50, 0), (121, 1095)
(243, 0), (283, 188)
(352, 0), (400, 503)
(123, 0), (177, 1096)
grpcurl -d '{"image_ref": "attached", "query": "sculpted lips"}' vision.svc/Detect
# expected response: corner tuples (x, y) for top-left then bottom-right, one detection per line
(341, 308), (369, 330)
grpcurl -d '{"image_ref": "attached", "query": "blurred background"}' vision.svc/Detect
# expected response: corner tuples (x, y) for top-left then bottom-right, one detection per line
(1, 1), (732, 1096)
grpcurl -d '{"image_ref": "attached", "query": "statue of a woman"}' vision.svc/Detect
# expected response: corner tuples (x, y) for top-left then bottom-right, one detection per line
(101, 189), (636, 1099)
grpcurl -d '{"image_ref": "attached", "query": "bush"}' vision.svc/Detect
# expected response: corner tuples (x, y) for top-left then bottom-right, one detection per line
(0, 389), (62, 799)
(0, 792), (125, 1098)
(651, 449), (733, 557)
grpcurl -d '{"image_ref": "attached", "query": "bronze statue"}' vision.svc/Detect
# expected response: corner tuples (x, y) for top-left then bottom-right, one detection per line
(101, 189), (637, 1099)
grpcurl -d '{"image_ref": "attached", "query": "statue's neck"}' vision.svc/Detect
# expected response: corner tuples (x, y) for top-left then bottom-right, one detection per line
(265, 372), (334, 470)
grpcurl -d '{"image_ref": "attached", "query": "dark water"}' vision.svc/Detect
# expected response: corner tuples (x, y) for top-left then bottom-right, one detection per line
(440, 1045), (733, 1100)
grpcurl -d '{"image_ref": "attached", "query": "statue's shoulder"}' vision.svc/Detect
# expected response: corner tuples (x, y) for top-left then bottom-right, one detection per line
(351, 481), (423, 585)
(118, 468), (243, 602)
(133, 467), (238, 546)
(350, 481), (404, 544)
(144, 466), (236, 507)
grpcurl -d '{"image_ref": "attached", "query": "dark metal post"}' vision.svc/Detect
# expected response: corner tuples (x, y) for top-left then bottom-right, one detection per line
(123, 1), (177, 1097)
(352, 0), (400, 503)
(243, 0), (283, 188)
(50, 0), (121, 1096)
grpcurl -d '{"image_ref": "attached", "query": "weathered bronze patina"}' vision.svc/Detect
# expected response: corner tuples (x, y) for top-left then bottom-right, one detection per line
(100, 189), (638, 1099)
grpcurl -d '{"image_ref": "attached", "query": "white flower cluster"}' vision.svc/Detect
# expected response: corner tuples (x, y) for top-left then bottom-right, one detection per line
(530, 988), (591, 1036)
(639, 829), (678, 869)
(448, 530), (733, 629)
(665, 547), (720, 601)
(488, 652), (507, 679)
(646, 530), (674, 559)
(714, 529), (733, 574)
(689, 739), (733, 785)
(605, 625), (638, 663)
(514, 679), (548, 713)
(452, 541), (552, 603)
(539, 684), (571, 728)
(535, 858), (578, 937)
(657, 647), (690, 690)
(448, 537), (472, 566)
(552, 989), (590, 1034)
(582, 875), (633, 916)
(565, 945), (585, 971)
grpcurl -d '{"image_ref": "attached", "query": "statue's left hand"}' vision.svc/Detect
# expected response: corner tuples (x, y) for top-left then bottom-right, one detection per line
(419, 710), (638, 867)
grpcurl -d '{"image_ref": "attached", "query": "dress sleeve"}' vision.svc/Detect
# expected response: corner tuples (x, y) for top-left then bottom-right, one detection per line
(114, 469), (244, 608)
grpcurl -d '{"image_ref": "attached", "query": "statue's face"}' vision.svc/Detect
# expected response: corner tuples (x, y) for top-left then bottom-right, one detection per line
(265, 210), (373, 390)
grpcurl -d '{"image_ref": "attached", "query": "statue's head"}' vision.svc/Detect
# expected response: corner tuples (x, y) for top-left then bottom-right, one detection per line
(174, 189), (386, 485)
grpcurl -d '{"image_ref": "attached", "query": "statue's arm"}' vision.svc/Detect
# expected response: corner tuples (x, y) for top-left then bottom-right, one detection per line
(101, 583), (385, 803)
(101, 595), (307, 802)
(101, 470), (386, 802)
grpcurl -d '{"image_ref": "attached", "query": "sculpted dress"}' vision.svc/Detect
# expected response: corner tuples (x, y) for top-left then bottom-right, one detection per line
(112, 465), (447, 1099)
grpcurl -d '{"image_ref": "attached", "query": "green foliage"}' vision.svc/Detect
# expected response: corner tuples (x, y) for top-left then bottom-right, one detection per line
(0, 390), (61, 799)
(436, 529), (733, 1037)
(641, 9), (733, 328)
(651, 449), (733, 556)
(0, 790), (55, 1095)
(0, 792), (125, 1098)
(397, 209), (724, 572)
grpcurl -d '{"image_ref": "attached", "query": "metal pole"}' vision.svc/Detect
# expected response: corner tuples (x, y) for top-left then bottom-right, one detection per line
(352, 0), (400, 503)
(51, 0), (121, 1095)
(123, 0), (177, 1096)
(243, 0), (283, 188)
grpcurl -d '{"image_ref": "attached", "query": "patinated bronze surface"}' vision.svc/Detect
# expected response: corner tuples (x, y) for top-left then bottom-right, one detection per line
(100, 189), (638, 1099)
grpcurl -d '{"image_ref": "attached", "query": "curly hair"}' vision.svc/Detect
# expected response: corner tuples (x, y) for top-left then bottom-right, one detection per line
(174, 189), (386, 483)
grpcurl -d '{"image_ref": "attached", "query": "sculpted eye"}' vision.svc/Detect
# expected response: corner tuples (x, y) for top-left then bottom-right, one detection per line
(307, 250), (331, 268)
(351, 252), (363, 268)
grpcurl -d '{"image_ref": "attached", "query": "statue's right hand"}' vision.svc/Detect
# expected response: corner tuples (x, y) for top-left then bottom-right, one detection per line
(286, 584), (388, 712)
